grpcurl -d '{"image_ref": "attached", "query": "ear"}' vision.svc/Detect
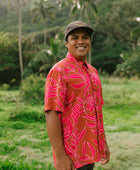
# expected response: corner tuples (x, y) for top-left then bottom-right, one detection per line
(65, 41), (68, 48)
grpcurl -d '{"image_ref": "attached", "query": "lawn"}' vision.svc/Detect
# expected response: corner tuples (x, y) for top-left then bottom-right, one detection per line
(0, 77), (140, 170)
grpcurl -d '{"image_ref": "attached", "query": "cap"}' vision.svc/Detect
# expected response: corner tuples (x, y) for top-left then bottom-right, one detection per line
(65, 21), (93, 41)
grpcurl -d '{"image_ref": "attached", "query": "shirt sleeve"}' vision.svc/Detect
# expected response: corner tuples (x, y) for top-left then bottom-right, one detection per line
(44, 67), (67, 113)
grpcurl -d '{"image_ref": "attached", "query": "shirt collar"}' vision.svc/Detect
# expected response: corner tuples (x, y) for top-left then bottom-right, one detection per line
(66, 53), (88, 69)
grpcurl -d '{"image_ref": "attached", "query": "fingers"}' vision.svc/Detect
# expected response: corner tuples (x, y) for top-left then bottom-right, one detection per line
(101, 158), (108, 165)
(101, 143), (110, 165)
(100, 153), (110, 165)
(56, 155), (75, 170)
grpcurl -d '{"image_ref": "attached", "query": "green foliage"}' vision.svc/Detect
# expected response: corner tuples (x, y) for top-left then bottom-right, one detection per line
(12, 122), (28, 130)
(22, 34), (40, 66)
(0, 32), (39, 85)
(0, 159), (36, 170)
(0, 32), (19, 85)
(92, 0), (140, 74)
(0, 159), (55, 170)
(95, 0), (140, 47)
(58, 0), (97, 20)
(25, 26), (61, 45)
(31, 0), (55, 44)
(20, 74), (45, 105)
(114, 47), (140, 77)
(0, 83), (10, 90)
(92, 34), (125, 74)
(23, 35), (66, 78)
(0, 90), (19, 103)
(0, 143), (17, 155)
(9, 108), (45, 122)
(0, 0), (140, 85)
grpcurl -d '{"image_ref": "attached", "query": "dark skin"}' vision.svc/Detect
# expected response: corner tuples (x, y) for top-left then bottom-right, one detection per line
(45, 28), (110, 170)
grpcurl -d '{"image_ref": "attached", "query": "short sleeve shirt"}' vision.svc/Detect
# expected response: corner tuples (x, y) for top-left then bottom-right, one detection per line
(44, 53), (106, 169)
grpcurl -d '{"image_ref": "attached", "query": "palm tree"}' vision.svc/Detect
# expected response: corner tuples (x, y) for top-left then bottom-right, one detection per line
(17, 0), (23, 79)
(27, 37), (60, 76)
(31, 0), (55, 44)
(3, 0), (25, 79)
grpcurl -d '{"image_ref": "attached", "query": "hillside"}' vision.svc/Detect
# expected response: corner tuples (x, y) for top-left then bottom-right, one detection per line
(0, 0), (127, 34)
(0, 0), (140, 85)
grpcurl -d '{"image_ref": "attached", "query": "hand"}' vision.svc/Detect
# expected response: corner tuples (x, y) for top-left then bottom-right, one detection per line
(101, 140), (110, 165)
(55, 153), (75, 170)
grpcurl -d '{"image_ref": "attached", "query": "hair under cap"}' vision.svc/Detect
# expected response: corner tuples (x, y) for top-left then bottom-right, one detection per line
(65, 21), (93, 41)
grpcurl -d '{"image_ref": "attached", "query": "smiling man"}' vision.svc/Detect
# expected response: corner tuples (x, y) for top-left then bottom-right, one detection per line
(44, 21), (110, 170)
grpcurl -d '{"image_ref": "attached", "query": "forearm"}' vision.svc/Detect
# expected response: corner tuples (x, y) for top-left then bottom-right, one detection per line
(45, 110), (66, 156)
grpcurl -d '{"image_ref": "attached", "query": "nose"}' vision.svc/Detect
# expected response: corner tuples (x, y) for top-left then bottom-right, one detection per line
(77, 37), (84, 44)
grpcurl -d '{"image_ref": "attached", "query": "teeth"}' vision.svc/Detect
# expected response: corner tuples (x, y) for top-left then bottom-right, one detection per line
(77, 47), (85, 49)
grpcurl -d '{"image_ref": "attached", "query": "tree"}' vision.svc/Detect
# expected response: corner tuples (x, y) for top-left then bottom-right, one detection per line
(92, 0), (140, 74)
(0, 32), (19, 85)
(3, 0), (25, 80)
(115, 47), (140, 77)
(17, 0), (23, 79)
(23, 36), (63, 78)
(95, 0), (140, 49)
(31, 0), (55, 44)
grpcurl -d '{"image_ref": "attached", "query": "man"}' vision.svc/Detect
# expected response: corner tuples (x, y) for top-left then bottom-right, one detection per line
(44, 21), (110, 170)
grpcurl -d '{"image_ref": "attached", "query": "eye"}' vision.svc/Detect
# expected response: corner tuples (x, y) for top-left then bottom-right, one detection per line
(71, 36), (78, 40)
(83, 36), (90, 39)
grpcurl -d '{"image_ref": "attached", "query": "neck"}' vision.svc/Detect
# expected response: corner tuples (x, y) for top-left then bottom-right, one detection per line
(69, 53), (86, 63)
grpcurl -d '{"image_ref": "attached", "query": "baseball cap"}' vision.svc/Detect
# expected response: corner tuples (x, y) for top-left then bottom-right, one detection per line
(65, 21), (93, 41)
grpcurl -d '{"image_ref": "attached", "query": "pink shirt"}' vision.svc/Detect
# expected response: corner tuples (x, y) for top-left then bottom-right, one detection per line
(44, 53), (106, 169)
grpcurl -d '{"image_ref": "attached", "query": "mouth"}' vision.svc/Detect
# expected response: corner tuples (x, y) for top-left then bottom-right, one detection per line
(76, 47), (86, 50)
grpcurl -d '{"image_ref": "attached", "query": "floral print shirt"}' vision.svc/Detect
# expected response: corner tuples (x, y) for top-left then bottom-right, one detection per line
(44, 53), (106, 169)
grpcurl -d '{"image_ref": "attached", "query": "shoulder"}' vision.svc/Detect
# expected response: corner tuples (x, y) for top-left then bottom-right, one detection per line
(47, 58), (68, 79)
(50, 58), (67, 72)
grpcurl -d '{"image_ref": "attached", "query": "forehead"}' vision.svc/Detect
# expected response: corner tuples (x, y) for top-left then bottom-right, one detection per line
(69, 28), (90, 36)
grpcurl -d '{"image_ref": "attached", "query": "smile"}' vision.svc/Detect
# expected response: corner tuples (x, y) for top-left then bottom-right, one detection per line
(76, 47), (86, 49)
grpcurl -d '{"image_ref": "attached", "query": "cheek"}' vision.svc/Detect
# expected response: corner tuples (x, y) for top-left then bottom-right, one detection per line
(70, 41), (76, 46)
(87, 41), (91, 48)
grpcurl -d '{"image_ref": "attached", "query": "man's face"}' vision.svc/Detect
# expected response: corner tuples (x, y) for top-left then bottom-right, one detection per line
(65, 28), (91, 62)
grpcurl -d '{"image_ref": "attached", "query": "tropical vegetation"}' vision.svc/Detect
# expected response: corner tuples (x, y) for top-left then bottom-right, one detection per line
(0, 0), (140, 169)
(0, 0), (140, 86)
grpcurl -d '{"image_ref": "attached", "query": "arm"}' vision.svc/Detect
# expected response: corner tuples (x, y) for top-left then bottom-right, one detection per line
(101, 133), (110, 165)
(45, 110), (75, 170)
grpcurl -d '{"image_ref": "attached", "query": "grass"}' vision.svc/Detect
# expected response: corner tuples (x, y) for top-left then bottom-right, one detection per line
(0, 91), (54, 170)
(0, 76), (140, 169)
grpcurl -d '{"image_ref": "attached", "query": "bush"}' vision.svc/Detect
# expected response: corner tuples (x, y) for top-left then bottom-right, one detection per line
(0, 83), (10, 90)
(12, 122), (28, 129)
(0, 32), (39, 85)
(9, 108), (45, 122)
(20, 74), (46, 105)
(114, 47), (140, 77)
(0, 32), (20, 85)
